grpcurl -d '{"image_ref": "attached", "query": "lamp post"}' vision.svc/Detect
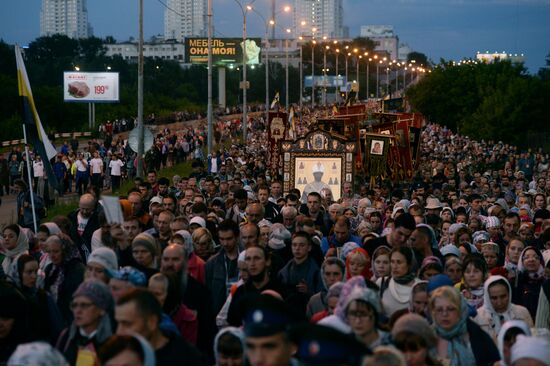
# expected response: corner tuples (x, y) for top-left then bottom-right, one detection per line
(335, 48), (340, 102)
(311, 38), (316, 108)
(353, 48), (359, 99)
(285, 28), (290, 109)
(386, 66), (390, 96)
(323, 42), (328, 106)
(366, 55), (371, 99)
(250, 6), (290, 120)
(299, 35), (303, 109)
(233, 0), (253, 142)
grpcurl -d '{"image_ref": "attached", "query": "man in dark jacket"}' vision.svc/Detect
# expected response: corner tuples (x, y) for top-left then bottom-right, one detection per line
(205, 220), (240, 314)
(68, 193), (101, 262)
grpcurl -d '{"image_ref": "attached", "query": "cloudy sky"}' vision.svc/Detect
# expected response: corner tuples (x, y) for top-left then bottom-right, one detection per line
(1, 0), (549, 72)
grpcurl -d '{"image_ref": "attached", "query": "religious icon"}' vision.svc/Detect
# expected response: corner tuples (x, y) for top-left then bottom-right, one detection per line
(370, 140), (384, 155)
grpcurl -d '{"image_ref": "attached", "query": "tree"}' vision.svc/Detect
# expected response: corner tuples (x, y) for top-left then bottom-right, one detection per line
(408, 52), (429, 66)
(406, 59), (550, 148)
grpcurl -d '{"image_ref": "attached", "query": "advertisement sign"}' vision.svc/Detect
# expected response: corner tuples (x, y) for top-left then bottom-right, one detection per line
(63, 72), (119, 102)
(184, 38), (262, 65)
(304, 75), (346, 88)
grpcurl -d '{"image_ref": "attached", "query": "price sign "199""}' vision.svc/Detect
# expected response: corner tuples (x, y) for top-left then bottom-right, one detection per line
(95, 85), (109, 94)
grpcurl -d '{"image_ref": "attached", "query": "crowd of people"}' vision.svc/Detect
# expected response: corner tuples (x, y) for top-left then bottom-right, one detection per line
(1, 107), (550, 366)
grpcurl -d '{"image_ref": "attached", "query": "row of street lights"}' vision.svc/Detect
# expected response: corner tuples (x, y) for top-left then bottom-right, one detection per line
(231, 2), (430, 140)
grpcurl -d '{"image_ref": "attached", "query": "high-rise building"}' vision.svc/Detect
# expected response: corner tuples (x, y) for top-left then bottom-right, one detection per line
(360, 25), (399, 61)
(164, 0), (207, 41)
(40, 0), (92, 39)
(293, 0), (345, 39)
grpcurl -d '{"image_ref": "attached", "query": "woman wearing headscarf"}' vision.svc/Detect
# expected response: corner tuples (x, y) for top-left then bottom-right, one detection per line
(213, 327), (245, 366)
(511, 246), (545, 319)
(14, 254), (64, 344)
(56, 280), (114, 365)
(1, 224), (29, 282)
(473, 275), (533, 342)
(429, 286), (500, 366)
(172, 229), (204, 284)
(377, 247), (421, 317)
(43, 233), (85, 325)
(392, 313), (443, 366)
(496, 320), (531, 366)
(389, 281), (430, 326)
(341, 285), (389, 349)
(35, 223), (62, 287)
(7, 341), (69, 366)
(131, 232), (160, 281)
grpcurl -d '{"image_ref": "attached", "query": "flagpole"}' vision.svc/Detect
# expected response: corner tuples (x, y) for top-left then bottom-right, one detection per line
(22, 124), (38, 233)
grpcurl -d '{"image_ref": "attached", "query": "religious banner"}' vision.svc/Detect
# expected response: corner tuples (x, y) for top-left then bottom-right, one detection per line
(409, 127), (421, 167)
(281, 129), (356, 202)
(268, 111), (287, 177)
(336, 104), (367, 117)
(363, 133), (392, 184)
(395, 119), (413, 179)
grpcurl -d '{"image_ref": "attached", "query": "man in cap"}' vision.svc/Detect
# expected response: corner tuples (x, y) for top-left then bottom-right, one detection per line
(290, 323), (370, 366)
(242, 294), (295, 366)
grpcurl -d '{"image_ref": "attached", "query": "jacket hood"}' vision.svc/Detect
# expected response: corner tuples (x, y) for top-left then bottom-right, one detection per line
(496, 320), (531, 366)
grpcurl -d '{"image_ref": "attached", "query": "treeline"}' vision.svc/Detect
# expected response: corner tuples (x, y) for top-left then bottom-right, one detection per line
(0, 35), (302, 141)
(406, 58), (550, 150)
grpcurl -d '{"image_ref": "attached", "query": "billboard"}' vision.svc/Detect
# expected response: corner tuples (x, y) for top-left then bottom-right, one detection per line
(185, 38), (262, 65)
(63, 72), (119, 102)
(304, 75), (346, 88)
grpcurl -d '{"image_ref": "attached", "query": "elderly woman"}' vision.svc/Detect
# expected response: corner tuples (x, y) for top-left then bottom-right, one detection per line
(430, 286), (500, 366)
(56, 280), (114, 365)
(43, 233), (85, 325)
(191, 227), (215, 262)
(474, 275), (533, 342)
(377, 247), (421, 317)
(480, 241), (499, 271)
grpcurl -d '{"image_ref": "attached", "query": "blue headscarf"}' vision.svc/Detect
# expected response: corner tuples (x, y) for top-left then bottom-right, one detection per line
(433, 291), (476, 366)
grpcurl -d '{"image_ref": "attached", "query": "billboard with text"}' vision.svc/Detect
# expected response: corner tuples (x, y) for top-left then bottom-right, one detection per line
(185, 38), (262, 65)
(63, 72), (119, 102)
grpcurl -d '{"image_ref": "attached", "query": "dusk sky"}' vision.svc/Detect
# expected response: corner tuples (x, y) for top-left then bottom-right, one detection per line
(1, 0), (549, 72)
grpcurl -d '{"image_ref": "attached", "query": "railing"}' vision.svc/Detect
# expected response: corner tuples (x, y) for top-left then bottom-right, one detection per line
(1, 131), (93, 147)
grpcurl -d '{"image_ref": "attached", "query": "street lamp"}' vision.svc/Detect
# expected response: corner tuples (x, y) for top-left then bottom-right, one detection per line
(363, 52), (369, 99)
(311, 36), (316, 108)
(335, 48), (340, 102)
(323, 44), (329, 105)
(249, 5), (290, 121)
(233, 0), (254, 142)
(386, 66), (390, 96)
(285, 28), (291, 109)
(353, 48), (359, 99)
